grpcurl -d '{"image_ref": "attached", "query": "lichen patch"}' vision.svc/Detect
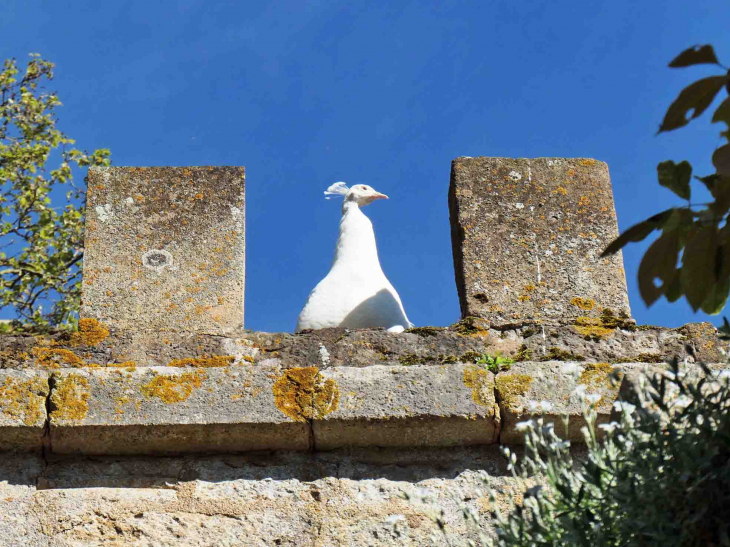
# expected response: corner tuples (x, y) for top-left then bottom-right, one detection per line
(51, 374), (90, 423)
(140, 370), (207, 403)
(0, 376), (48, 426)
(167, 356), (236, 368)
(69, 318), (110, 346)
(495, 373), (533, 412)
(272, 367), (340, 422)
(462, 365), (494, 409)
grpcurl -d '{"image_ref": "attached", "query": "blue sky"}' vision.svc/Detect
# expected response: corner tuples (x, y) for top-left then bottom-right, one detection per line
(2, 1), (729, 332)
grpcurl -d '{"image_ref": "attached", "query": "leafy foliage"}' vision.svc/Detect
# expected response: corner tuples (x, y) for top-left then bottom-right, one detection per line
(489, 361), (730, 546)
(602, 45), (730, 314)
(0, 55), (110, 330)
(475, 353), (514, 374)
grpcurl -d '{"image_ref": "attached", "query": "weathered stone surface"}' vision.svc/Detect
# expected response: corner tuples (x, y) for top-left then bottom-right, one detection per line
(449, 157), (630, 325)
(0, 369), (49, 451)
(0, 447), (548, 546)
(2, 321), (724, 372)
(315, 363), (500, 449)
(496, 360), (623, 444)
(49, 363), (309, 455)
(82, 166), (246, 335)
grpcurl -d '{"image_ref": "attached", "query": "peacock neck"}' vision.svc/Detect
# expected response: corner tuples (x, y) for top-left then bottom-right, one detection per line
(332, 201), (382, 272)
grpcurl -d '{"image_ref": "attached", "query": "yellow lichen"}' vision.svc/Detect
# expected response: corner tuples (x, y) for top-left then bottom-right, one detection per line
(140, 370), (207, 403)
(574, 317), (614, 339)
(272, 367), (340, 422)
(495, 374), (533, 412)
(571, 297), (595, 311)
(69, 318), (110, 346)
(50, 374), (90, 423)
(166, 356), (236, 368)
(463, 365), (494, 408)
(0, 376), (47, 426)
(579, 363), (621, 393)
(31, 347), (84, 368)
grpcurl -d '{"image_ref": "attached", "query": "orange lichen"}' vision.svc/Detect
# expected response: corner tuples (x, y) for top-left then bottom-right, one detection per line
(140, 370), (207, 404)
(31, 347), (84, 368)
(50, 374), (90, 423)
(571, 297), (596, 311)
(166, 356), (236, 368)
(463, 365), (494, 409)
(272, 367), (340, 422)
(69, 318), (110, 346)
(0, 376), (48, 426)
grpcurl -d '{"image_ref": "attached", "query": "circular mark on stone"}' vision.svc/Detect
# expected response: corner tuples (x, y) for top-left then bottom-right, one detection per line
(142, 249), (173, 271)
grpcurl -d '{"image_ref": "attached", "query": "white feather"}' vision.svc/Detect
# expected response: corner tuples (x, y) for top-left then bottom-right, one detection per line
(324, 181), (349, 199)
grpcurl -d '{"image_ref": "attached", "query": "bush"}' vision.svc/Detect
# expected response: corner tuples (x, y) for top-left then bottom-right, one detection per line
(490, 361), (730, 546)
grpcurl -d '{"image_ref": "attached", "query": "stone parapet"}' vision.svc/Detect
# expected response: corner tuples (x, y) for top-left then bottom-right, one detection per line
(449, 157), (630, 325)
(0, 369), (49, 451)
(82, 167), (246, 334)
(1, 354), (726, 454)
(0, 320), (723, 372)
(49, 363), (309, 455)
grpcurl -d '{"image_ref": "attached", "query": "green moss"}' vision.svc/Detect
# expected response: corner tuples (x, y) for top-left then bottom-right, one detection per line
(619, 353), (665, 364)
(399, 353), (427, 366)
(460, 351), (483, 363)
(404, 326), (444, 337)
(574, 317), (614, 341)
(514, 344), (533, 362)
(451, 316), (490, 338)
(599, 309), (636, 331)
(539, 347), (586, 362)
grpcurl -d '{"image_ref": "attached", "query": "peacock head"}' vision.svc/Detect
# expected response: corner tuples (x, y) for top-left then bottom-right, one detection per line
(324, 182), (388, 207)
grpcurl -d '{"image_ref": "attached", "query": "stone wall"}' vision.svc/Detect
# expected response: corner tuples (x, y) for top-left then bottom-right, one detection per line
(0, 159), (727, 546)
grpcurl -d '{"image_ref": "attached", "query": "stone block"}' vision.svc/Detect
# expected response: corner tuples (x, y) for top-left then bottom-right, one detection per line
(49, 363), (309, 455)
(449, 157), (630, 325)
(313, 363), (500, 449)
(82, 166), (245, 334)
(496, 361), (621, 444)
(0, 370), (49, 451)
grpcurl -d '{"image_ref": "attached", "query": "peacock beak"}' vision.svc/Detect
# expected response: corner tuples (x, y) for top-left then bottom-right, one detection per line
(372, 192), (389, 200)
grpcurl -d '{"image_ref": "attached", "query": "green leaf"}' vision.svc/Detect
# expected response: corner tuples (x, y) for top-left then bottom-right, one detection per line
(700, 278), (730, 314)
(669, 45), (721, 68)
(712, 97), (730, 128)
(657, 160), (692, 200)
(664, 271), (684, 303)
(659, 76), (729, 133)
(713, 143), (730, 176)
(681, 226), (719, 311)
(638, 231), (681, 307)
(600, 209), (675, 257)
